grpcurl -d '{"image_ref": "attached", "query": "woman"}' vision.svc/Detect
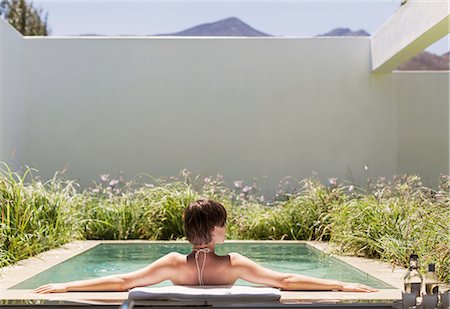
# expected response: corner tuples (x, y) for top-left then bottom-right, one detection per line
(34, 199), (377, 293)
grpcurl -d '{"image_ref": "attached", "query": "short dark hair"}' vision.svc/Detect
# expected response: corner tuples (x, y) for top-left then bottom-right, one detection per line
(183, 199), (227, 245)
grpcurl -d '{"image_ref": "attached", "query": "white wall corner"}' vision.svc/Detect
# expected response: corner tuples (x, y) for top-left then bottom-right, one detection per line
(0, 18), (5, 163)
(371, 0), (450, 73)
(0, 17), (23, 39)
(0, 17), (24, 166)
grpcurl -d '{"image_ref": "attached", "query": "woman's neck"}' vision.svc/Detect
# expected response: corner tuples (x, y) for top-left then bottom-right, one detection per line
(192, 243), (215, 253)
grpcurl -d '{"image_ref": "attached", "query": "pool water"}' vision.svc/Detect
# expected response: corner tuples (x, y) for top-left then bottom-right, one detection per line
(12, 242), (392, 289)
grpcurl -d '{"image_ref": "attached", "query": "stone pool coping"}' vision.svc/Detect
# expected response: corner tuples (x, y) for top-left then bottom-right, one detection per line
(0, 240), (404, 306)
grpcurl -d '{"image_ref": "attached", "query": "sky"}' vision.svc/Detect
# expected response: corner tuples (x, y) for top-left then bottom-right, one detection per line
(32, 0), (449, 55)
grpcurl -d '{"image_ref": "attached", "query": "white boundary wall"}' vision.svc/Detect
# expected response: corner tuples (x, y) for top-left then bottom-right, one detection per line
(394, 71), (449, 183)
(20, 36), (399, 191)
(0, 19), (25, 168)
(0, 19), (3, 160)
(0, 18), (448, 193)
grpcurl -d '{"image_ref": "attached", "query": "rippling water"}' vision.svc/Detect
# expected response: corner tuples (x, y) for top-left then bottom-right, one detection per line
(12, 242), (392, 289)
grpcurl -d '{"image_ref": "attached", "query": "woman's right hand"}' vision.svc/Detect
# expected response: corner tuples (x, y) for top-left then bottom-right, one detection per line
(339, 282), (378, 292)
(33, 283), (69, 294)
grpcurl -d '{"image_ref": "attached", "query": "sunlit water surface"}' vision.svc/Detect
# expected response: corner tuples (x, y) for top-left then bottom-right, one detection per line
(12, 243), (392, 289)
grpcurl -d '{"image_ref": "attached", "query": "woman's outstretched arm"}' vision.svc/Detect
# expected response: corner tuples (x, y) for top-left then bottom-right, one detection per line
(33, 252), (182, 294)
(230, 253), (378, 292)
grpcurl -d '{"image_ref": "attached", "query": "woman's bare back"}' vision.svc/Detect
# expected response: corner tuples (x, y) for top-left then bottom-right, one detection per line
(169, 252), (238, 286)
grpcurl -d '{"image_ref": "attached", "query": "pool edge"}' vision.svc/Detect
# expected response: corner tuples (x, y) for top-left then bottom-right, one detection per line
(306, 241), (403, 290)
(0, 240), (403, 304)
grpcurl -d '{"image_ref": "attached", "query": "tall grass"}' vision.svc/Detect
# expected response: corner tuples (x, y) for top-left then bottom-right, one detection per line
(72, 173), (200, 240)
(327, 175), (450, 283)
(0, 163), (448, 283)
(0, 163), (78, 267)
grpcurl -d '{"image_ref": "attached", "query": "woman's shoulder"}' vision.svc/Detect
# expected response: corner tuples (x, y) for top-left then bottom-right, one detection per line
(165, 252), (185, 257)
(228, 252), (247, 258)
(228, 252), (249, 264)
(161, 252), (186, 266)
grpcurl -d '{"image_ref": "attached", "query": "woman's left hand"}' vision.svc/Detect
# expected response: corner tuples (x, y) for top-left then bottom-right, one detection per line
(33, 283), (69, 294)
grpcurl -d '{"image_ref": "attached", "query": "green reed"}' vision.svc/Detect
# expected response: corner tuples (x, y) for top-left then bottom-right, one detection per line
(0, 163), (77, 267)
(326, 175), (450, 282)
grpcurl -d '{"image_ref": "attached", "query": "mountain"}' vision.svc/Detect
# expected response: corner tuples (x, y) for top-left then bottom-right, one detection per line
(74, 20), (448, 71)
(156, 17), (270, 37)
(77, 33), (103, 36)
(319, 27), (448, 70)
(318, 28), (370, 37)
(398, 51), (449, 71)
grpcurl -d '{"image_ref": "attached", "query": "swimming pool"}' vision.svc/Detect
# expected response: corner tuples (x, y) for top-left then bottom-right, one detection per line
(11, 242), (393, 290)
